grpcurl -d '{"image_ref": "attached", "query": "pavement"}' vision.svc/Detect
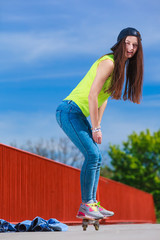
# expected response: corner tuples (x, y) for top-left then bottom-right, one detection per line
(0, 224), (160, 240)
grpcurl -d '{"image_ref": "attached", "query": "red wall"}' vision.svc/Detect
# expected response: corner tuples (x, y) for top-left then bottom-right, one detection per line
(0, 143), (156, 223)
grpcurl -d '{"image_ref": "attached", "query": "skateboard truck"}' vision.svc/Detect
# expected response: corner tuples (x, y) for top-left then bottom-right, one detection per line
(82, 219), (99, 231)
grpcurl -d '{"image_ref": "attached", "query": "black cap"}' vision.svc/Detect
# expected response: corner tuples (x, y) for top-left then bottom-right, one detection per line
(111, 27), (142, 51)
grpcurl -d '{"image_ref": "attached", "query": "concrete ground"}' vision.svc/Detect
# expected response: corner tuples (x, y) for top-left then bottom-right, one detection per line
(0, 224), (160, 240)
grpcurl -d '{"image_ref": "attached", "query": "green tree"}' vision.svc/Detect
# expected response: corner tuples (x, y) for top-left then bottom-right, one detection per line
(107, 129), (160, 213)
(100, 165), (113, 179)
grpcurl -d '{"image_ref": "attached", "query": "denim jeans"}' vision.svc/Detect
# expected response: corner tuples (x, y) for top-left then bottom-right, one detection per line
(56, 100), (102, 203)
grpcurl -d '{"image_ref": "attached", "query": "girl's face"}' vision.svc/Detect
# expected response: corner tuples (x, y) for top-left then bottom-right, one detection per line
(125, 36), (138, 59)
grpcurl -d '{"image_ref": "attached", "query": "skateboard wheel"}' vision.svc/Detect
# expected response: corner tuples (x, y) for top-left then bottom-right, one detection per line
(82, 225), (87, 231)
(82, 220), (88, 231)
(94, 222), (99, 231)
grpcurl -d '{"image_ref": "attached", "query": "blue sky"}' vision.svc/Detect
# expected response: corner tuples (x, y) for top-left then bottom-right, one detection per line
(0, 0), (160, 150)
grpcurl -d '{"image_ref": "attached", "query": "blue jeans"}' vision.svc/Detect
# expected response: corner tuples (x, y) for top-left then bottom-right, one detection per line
(56, 100), (102, 203)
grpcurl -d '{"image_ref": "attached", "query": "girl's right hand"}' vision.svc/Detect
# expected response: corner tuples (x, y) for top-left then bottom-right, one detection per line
(92, 130), (102, 144)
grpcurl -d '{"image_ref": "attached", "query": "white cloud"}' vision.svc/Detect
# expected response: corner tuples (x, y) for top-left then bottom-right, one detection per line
(0, 31), (68, 62)
(100, 100), (160, 147)
(141, 94), (160, 107)
(0, 111), (60, 145)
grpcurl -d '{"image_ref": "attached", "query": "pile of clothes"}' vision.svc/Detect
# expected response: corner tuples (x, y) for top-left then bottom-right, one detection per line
(0, 216), (68, 232)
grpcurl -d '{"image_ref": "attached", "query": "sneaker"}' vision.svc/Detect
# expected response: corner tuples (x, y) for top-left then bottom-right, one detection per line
(77, 200), (104, 220)
(94, 202), (114, 218)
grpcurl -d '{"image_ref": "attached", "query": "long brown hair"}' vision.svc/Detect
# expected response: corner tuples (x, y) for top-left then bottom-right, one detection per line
(106, 37), (144, 104)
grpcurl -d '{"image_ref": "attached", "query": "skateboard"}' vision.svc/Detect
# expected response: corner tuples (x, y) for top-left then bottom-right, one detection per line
(82, 218), (100, 231)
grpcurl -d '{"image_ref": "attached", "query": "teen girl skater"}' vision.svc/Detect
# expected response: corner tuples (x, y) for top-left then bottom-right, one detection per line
(56, 27), (144, 220)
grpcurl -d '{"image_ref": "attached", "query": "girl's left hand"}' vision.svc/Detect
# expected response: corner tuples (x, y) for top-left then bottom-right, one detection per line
(92, 130), (102, 144)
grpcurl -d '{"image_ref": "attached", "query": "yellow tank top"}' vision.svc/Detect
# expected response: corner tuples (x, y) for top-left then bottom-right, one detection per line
(64, 54), (114, 117)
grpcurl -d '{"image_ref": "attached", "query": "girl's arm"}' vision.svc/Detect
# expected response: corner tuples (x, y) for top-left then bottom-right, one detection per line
(88, 59), (114, 144)
(98, 99), (108, 127)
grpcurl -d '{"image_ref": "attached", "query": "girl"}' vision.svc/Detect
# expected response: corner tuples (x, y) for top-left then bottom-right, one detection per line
(56, 27), (144, 220)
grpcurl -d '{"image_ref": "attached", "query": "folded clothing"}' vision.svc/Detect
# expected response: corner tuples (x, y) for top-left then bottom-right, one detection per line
(0, 216), (68, 232)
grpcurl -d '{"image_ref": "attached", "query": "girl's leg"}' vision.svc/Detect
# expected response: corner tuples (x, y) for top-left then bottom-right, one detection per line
(56, 101), (101, 203)
(80, 142), (101, 202)
(92, 150), (102, 202)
